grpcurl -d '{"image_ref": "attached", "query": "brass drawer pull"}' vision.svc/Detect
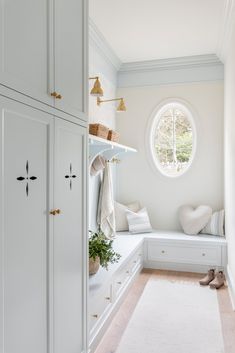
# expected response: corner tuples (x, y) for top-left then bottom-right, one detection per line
(117, 281), (122, 285)
(50, 91), (62, 99)
(105, 296), (110, 301)
(50, 208), (61, 216)
(92, 314), (98, 318)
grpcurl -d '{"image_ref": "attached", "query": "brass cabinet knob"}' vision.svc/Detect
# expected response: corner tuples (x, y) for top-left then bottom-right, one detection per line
(50, 92), (62, 99)
(117, 281), (122, 285)
(202, 253), (206, 257)
(161, 250), (165, 254)
(105, 296), (110, 301)
(92, 314), (98, 318)
(50, 209), (61, 216)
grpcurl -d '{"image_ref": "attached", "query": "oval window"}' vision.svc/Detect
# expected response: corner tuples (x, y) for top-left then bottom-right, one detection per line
(150, 102), (196, 177)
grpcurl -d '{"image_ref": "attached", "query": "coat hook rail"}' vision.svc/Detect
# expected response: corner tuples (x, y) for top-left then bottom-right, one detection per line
(108, 158), (121, 164)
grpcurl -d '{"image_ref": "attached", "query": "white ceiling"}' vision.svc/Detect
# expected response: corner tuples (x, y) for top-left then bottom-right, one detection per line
(89, 0), (226, 63)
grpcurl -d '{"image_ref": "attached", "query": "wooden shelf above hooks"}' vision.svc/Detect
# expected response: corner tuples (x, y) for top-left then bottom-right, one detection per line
(89, 134), (137, 166)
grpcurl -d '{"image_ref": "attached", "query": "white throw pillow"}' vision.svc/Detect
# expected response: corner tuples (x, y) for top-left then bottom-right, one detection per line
(201, 209), (225, 236)
(179, 205), (212, 235)
(115, 201), (140, 231)
(126, 207), (152, 234)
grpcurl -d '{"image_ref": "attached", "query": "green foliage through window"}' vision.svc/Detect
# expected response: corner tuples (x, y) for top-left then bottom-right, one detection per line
(153, 107), (193, 176)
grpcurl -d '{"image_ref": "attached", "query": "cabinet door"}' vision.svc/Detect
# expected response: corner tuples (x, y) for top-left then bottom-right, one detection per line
(0, 97), (54, 353)
(54, 119), (87, 353)
(0, 0), (53, 105)
(54, 0), (88, 120)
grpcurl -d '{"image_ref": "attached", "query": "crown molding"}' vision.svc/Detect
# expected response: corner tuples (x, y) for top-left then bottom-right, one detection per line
(118, 54), (223, 88)
(89, 18), (122, 71)
(217, 0), (235, 62)
(119, 54), (222, 74)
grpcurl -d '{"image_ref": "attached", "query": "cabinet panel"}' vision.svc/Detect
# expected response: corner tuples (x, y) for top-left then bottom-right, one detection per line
(0, 97), (53, 353)
(54, 0), (87, 120)
(53, 119), (87, 353)
(0, 0), (53, 105)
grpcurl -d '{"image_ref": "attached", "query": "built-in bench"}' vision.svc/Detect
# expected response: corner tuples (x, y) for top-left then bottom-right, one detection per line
(89, 230), (227, 352)
(89, 236), (144, 352)
(143, 230), (227, 272)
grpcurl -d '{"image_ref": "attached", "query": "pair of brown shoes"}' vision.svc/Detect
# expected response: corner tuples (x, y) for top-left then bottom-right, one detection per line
(199, 269), (225, 289)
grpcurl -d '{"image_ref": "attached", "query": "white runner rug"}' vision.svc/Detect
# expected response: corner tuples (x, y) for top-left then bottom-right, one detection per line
(116, 279), (224, 353)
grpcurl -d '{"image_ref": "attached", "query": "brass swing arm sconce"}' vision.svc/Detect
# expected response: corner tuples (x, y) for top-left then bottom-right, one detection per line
(97, 97), (127, 112)
(89, 76), (127, 111)
(89, 76), (103, 97)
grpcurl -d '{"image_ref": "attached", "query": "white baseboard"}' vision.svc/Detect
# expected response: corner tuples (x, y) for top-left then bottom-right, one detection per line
(226, 265), (235, 311)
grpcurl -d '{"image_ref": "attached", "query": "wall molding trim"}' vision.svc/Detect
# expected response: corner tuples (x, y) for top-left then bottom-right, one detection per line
(216, 0), (235, 62)
(118, 54), (224, 88)
(119, 54), (222, 73)
(89, 18), (121, 71)
(226, 265), (235, 311)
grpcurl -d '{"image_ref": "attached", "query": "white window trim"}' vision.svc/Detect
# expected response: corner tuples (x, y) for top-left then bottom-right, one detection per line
(146, 98), (197, 178)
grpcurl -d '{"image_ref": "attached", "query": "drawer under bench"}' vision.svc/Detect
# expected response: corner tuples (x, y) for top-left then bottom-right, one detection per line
(143, 232), (227, 273)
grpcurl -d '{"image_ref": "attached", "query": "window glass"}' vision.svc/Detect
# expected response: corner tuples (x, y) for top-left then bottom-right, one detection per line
(151, 103), (195, 177)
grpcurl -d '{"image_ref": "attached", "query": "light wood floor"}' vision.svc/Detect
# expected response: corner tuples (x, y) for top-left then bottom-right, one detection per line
(94, 269), (235, 353)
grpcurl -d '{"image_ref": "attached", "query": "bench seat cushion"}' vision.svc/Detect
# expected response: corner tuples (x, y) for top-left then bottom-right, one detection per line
(116, 229), (227, 245)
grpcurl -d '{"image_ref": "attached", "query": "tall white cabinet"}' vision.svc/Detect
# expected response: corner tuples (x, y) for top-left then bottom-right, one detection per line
(0, 0), (50, 104)
(0, 1), (88, 353)
(0, 98), (53, 353)
(0, 0), (87, 120)
(54, 0), (87, 118)
(54, 119), (87, 353)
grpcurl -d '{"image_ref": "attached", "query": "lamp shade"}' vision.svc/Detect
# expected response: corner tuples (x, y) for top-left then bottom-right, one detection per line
(90, 78), (103, 97)
(117, 98), (126, 112)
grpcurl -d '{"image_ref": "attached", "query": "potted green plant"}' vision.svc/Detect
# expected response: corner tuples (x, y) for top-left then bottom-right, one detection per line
(89, 230), (121, 275)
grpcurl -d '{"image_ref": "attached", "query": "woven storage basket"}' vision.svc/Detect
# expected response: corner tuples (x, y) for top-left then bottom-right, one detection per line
(89, 123), (109, 139)
(107, 130), (120, 142)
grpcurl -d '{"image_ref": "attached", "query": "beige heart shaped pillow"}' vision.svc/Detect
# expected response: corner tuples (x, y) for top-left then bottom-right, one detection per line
(179, 205), (212, 235)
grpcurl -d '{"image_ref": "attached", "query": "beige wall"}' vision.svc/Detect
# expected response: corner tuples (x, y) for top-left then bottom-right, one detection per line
(224, 18), (235, 285)
(89, 41), (118, 230)
(116, 81), (224, 230)
(89, 42), (117, 129)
